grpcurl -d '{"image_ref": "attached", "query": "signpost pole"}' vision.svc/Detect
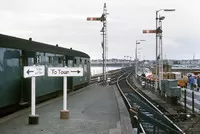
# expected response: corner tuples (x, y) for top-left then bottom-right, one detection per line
(47, 67), (83, 119)
(24, 65), (44, 125)
(63, 76), (67, 110)
(29, 76), (39, 125)
(31, 76), (36, 116)
(60, 67), (69, 119)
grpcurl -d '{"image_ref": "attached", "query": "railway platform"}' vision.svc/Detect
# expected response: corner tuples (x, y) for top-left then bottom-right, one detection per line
(0, 84), (132, 134)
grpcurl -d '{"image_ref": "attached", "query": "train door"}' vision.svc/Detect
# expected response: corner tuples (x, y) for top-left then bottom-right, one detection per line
(20, 50), (36, 105)
(1, 49), (21, 110)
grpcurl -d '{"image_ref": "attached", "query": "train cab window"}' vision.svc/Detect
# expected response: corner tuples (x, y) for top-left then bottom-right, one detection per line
(85, 60), (87, 64)
(74, 59), (77, 64)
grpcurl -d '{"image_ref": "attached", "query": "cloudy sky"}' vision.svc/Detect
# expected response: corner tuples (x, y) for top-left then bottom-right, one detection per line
(0, 0), (199, 60)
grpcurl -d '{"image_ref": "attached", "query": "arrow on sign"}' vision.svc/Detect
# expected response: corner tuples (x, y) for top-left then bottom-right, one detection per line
(27, 69), (34, 75)
(71, 70), (81, 74)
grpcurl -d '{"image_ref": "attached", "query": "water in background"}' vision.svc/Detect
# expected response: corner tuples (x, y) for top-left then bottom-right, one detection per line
(91, 66), (121, 76)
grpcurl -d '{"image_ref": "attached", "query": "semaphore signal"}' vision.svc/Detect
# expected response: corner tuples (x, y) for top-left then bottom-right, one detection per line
(87, 3), (108, 85)
(87, 17), (101, 21)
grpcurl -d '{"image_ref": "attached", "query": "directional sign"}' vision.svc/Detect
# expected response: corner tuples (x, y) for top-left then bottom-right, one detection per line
(48, 67), (83, 77)
(24, 65), (45, 78)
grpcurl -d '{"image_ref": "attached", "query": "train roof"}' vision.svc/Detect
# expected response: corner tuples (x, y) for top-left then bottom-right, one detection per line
(0, 34), (90, 58)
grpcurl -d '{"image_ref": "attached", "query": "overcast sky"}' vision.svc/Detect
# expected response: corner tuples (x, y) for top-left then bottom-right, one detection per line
(0, 0), (199, 60)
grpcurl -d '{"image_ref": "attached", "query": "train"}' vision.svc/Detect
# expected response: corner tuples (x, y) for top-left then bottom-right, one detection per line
(0, 34), (90, 117)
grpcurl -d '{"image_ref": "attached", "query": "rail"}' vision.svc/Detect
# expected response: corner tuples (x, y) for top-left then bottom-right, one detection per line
(116, 71), (146, 134)
(130, 73), (184, 134)
(116, 72), (132, 109)
(90, 69), (122, 84)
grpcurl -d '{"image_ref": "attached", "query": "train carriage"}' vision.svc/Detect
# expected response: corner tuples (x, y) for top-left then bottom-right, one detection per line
(0, 34), (90, 116)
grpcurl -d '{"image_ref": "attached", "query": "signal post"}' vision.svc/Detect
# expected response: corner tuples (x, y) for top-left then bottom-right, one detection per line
(142, 29), (161, 92)
(87, 3), (108, 85)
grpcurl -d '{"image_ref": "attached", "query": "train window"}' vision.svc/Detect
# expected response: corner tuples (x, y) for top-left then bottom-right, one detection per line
(48, 56), (53, 63)
(85, 60), (87, 64)
(68, 60), (73, 67)
(84, 64), (87, 72)
(28, 58), (34, 66)
(6, 59), (19, 67)
(41, 55), (46, 64)
(37, 56), (39, 63)
(36, 56), (42, 64)
(74, 59), (77, 64)
(53, 56), (58, 63)
(58, 57), (62, 64)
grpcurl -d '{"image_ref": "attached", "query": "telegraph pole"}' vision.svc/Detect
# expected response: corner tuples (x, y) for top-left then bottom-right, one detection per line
(103, 3), (108, 84)
(87, 3), (108, 85)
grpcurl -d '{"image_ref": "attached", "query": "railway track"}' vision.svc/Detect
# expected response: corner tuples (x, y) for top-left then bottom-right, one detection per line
(116, 71), (184, 134)
(90, 68), (130, 85)
(136, 74), (200, 133)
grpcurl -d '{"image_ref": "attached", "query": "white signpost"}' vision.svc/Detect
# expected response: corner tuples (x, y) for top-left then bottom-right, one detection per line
(48, 67), (83, 77)
(48, 67), (83, 119)
(24, 65), (45, 78)
(23, 65), (45, 125)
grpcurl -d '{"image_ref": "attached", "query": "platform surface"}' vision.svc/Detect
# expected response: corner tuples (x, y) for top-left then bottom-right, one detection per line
(0, 84), (132, 134)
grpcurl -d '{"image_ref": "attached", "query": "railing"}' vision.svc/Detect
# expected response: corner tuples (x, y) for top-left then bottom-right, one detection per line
(137, 73), (200, 114)
(179, 88), (200, 113)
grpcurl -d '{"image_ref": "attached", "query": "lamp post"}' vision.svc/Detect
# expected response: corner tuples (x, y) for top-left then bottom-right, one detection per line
(126, 56), (129, 67)
(155, 9), (175, 92)
(135, 40), (145, 77)
(123, 56), (127, 67)
(127, 56), (130, 66)
(130, 57), (132, 66)
(124, 56), (126, 67)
